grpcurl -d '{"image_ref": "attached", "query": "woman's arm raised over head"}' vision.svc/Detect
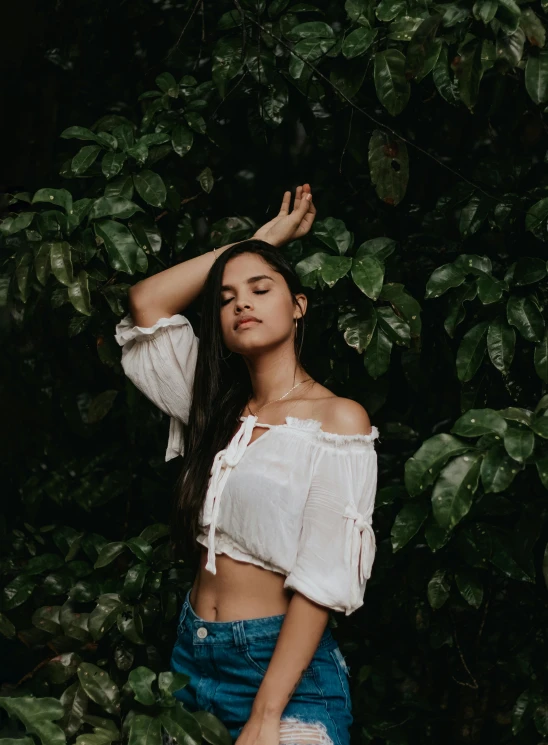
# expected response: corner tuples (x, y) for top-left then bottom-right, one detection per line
(128, 183), (315, 328)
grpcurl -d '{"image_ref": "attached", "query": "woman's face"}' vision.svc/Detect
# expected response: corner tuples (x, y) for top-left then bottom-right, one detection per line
(219, 252), (306, 356)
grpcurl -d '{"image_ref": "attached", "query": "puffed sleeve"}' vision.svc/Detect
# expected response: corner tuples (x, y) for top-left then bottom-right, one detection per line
(283, 427), (380, 615)
(114, 313), (199, 461)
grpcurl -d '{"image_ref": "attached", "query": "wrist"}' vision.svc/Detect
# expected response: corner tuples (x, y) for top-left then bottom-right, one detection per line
(251, 697), (284, 720)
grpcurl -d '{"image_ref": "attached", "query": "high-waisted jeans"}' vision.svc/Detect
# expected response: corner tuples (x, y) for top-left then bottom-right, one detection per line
(170, 589), (353, 745)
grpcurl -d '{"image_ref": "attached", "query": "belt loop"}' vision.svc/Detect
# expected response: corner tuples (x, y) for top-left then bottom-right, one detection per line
(177, 597), (189, 636)
(233, 620), (246, 647)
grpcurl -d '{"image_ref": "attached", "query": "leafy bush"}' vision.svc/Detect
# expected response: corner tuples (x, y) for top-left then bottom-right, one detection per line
(2, 0), (548, 743)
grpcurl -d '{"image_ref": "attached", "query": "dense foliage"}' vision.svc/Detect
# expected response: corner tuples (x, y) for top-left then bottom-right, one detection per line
(2, 0), (548, 743)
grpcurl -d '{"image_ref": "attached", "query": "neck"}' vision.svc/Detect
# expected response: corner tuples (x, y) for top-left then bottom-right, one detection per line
(242, 345), (308, 409)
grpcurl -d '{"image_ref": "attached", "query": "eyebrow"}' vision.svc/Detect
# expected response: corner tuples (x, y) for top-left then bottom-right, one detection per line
(221, 275), (275, 292)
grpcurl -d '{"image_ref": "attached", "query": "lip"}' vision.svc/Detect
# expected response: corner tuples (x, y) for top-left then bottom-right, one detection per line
(235, 317), (260, 329)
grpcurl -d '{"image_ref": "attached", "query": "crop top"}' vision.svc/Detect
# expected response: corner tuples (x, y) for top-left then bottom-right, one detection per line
(114, 312), (380, 615)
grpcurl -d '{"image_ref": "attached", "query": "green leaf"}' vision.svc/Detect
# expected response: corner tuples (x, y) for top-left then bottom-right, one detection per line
(427, 568), (451, 609)
(481, 445), (520, 493)
(405, 433), (471, 496)
(68, 271), (92, 316)
(47, 652), (82, 684)
(405, 14), (443, 79)
(376, 305), (410, 346)
(159, 706), (202, 745)
(60, 683), (88, 738)
(456, 40), (484, 110)
(456, 321), (489, 382)
(534, 331), (548, 382)
(102, 152), (127, 180)
(387, 16), (423, 41)
(61, 126), (100, 142)
(374, 50), (410, 116)
(476, 272), (504, 304)
(133, 171), (166, 208)
(507, 295), (544, 342)
(355, 237), (397, 262)
(459, 195), (490, 237)
(425, 263), (466, 299)
(526, 51), (548, 104)
(95, 220), (141, 274)
(94, 542), (126, 569)
(391, 500), (429, 551)
(128, 714), (161, 745)
(125, 537), (153, 562)
(319, 255), (352, 287)
(0, 697), (65, 745)
(105, 175), (134, 200)
(123, 563), (149, 601)
(431, 452), (483, 529)
(379, 282), (422, 337)
(77, 663), (120, 715)
(289, 37), (337, 79)
(0, 612), (16, 639)
(32, 188), (73, 213)
(521, 8), (546, 47)
(433, 45), (459, 105)
(368, 130), (409, 205)
(198, 167), (214, 194)
(514, 257), (547, 286)
(191, 712), (231, 745)
(312, 217), (353, 254)
(128, 667), (157, 706)
(503, 426), (535, 463)
(90, 197), (144, 221)
(451, 408), (507, 437)
(376, 0), (406, 21)
(487, 317), (515, 374)
(156, 72), (179, 97)
(341, 307), (377, 353)
(363, 326), (392, 378)
(526, 197), (548, 240)
(88, 594), (126, 640)
(4, 575), (36, 610)
(171, 124), (194, 158)
(289, 21), (335, 39)
(72, 145), (102, 176)
(455, 570), (483, 608)
(473, 0), (498, 24)
(212, 37), (244, 96)
(48, 241), (75, 286)
(342, 27), (377, 59)
(351, 255), (384, 300)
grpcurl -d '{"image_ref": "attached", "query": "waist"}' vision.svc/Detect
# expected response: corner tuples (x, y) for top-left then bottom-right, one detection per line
(181, 587), (335, 648)
(191, 546), (292, 622)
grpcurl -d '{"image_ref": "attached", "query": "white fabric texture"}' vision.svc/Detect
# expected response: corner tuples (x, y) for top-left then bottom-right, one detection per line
(114, 312), (380, 615)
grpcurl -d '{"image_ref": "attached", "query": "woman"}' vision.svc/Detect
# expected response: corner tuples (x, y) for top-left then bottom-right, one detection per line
(114, 184), (379, 745)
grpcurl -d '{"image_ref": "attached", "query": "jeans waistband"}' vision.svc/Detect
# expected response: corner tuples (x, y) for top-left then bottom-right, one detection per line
(179, 588), (334, 647)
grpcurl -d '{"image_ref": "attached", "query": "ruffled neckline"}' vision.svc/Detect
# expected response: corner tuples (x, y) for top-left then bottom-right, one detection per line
(239, 414), (379, 445)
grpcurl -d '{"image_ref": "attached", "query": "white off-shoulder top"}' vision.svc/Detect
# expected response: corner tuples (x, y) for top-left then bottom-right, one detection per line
(114, 312), (380, 615)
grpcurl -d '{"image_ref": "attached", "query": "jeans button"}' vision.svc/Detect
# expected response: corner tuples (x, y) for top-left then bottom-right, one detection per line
(197, 627), (208, 639)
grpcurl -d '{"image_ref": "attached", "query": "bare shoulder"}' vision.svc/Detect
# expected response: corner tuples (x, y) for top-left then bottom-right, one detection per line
(321, 397), (373, 436)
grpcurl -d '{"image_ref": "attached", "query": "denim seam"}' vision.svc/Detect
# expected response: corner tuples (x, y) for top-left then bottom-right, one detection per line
(329, 650), (351, 712)
(243, 643), (315, 678)
(311, 667), (345, 745)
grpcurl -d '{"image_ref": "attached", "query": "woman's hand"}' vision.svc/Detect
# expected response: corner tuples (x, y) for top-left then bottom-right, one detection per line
(234, 711), (281, 745)
(253, 184), (316, 248)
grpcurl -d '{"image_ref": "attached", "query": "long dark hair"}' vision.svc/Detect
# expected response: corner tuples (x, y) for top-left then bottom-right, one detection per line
(171, 239), (310, 564)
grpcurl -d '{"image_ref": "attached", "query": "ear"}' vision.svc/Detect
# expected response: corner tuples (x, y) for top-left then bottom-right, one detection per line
(295, 293), (307, 320)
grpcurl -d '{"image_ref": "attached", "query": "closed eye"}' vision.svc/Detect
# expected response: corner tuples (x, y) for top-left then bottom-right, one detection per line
(221, 290), (269, 306)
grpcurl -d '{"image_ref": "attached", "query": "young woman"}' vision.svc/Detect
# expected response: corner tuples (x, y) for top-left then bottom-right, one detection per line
(114, 184), (379, 745)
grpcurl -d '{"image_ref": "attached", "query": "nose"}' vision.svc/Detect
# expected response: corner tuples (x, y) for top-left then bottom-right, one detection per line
(235, 296), (253, 312)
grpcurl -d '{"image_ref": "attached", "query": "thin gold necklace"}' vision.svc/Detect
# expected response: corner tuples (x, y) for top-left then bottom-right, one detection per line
(247, 378), (313, 417)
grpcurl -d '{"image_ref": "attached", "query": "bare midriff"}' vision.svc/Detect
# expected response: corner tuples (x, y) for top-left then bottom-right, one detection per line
(190, 545), (294, 621)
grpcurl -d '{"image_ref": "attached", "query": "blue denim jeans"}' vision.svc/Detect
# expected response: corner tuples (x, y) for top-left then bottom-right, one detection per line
(170, 589), (353, 745)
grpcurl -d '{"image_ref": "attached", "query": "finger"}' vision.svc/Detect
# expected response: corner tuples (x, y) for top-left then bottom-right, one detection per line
(278, 190), (291, 216)
(292, 185), (303, 213)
